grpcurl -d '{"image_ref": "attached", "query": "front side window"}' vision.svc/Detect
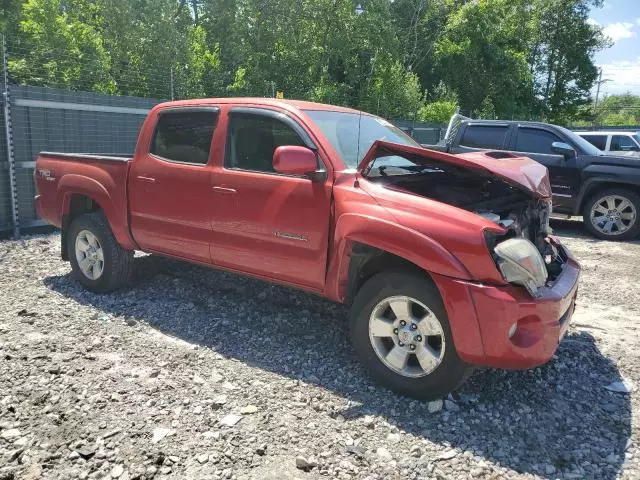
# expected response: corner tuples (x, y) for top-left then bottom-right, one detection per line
(226, 112), (305, 172)
(515, 128), (564, 155)
(151, 109), (218, 164)
(581, 135), (608, 151)
(460, 125), (510, 150)
(611, 135), (640, 151)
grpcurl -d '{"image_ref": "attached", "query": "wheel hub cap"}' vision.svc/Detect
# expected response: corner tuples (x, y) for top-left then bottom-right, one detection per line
(397, 329), (413, 344)
(368, 295), (446, 378)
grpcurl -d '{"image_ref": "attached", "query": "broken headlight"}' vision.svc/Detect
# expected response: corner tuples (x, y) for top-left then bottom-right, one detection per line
(494, 238), (547, 297)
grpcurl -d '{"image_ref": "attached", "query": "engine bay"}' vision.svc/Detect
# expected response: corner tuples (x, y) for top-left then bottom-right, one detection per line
(375, 165), (566, 282)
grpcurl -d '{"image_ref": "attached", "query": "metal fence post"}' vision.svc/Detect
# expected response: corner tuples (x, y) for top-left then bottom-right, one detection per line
(1, 34), (19, 238)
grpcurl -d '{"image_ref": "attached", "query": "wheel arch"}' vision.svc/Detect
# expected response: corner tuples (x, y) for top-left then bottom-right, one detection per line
(575, 178), (640, 215)
(60, 193), (103, 260)
(324, 213), (471, 304)
(57, 174), (137, 257)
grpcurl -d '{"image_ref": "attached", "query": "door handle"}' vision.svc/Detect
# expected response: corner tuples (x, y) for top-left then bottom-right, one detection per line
(137, 176), (156, 183)
(212, 186), (237, 194)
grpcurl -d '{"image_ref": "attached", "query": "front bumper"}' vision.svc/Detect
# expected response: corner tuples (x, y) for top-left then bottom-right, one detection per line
(434, 240), (580, 369)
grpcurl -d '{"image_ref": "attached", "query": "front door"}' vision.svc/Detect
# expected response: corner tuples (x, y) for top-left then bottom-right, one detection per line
(210, 108), (333, 291)
(128, 107), (220, 264)
(511, 126), (579, 212)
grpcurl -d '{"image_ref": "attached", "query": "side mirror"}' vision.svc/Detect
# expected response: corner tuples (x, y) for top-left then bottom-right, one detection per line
(273, 146), (319, 177)
(551, 141), (576, 158)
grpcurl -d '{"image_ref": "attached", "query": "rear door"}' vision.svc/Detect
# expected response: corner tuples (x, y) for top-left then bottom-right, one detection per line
(209, 107), (333, 291)
(128, 107), (220, 263)
(510, 126), (579, 211)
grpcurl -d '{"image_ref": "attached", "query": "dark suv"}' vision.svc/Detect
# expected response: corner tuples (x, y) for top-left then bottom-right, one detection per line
(426, 114), (640, 240)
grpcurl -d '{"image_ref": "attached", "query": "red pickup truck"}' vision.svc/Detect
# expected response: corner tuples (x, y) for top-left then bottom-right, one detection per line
(35, 98), (580, 399)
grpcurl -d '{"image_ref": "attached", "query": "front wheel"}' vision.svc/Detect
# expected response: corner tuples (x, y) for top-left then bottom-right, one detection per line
(349, 270), (470, 400)
(67, 212), (134, 292)
(583, 188), (640, 240)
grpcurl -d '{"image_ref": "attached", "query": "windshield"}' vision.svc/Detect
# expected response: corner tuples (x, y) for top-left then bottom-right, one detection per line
(303, 110), (421, 168)
(557, 126), (602, 155)
(634, 133), (640, 146)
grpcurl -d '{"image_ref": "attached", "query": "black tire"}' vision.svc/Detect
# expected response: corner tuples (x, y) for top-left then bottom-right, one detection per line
(67, 212), (134, 293)
(582, 188), (640, 241)
(349, 270), (469, 400)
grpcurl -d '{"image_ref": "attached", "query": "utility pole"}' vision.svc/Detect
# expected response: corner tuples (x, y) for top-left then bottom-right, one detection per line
(594, 68), (603, 108)
(593, 67), (611, 128)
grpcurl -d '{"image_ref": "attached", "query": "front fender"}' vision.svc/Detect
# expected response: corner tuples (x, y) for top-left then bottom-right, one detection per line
(324, 213), (471, 303)
(57, 174), (136, 250)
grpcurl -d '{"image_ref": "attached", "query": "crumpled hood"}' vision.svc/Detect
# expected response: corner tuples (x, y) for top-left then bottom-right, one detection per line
(358, 141), (552, 198)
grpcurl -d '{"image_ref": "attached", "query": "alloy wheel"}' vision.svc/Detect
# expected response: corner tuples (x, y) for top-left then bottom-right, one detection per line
(368, 295), (446, 378)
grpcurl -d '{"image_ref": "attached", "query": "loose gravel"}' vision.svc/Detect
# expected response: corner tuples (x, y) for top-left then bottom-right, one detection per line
(0, 219), (637, 480)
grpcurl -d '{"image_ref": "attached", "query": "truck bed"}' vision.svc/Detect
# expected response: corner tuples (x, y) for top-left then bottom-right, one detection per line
(35, 151), (133, 248)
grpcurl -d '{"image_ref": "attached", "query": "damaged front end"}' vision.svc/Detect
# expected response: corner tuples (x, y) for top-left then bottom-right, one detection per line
(358, 141), (566, 297)
(481, 199), (567, 296)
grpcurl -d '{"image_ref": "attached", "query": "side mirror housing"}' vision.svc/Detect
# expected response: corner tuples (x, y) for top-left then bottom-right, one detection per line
(551, 141), (576, 158)
(273, 146), (319, 177)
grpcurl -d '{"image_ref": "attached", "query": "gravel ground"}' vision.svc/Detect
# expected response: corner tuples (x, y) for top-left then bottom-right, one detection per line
(0, 219), (637, 480)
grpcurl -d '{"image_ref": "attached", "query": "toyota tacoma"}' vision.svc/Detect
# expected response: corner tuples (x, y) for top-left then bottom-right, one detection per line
(34, 98), (580, 399)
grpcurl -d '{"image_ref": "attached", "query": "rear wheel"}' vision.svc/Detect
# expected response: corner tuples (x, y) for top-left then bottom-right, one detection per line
(67, 212), (133, 292)
(583, 188), (640, 240)
(350, 270), (469, 400)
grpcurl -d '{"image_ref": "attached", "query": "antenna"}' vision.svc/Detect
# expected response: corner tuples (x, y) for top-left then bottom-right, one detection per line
(356, 111), (363, 163)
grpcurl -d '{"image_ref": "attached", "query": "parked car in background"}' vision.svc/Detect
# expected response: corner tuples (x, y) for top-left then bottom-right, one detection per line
(34, 98), (580, 400)
(426, 114), (640, 240)
(575, 131), (640, 157)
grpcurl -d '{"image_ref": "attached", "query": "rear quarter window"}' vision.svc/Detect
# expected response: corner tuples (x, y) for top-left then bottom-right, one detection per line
(460, 125), (510, 149)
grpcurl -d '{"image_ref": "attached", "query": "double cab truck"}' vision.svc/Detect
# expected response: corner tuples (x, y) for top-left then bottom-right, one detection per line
(35, 98), (580, 399)
(429, 114), (640, 240)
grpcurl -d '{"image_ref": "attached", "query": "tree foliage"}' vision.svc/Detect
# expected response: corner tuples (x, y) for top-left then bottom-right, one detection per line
(2, 0), (610, 123)
(573, 94), (640, 127)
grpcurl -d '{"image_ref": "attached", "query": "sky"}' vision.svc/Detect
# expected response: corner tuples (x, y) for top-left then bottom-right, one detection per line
(588, 0), (640, 96)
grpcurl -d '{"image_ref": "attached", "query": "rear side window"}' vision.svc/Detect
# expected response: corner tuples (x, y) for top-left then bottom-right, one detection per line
(460, 125), (509, 149)
(515, 128), (564, 155)
(151, 109), (218, 164)
(225, 112), (305, 173)
(611, 135), (640, 151)
(581, 135), (608, 150)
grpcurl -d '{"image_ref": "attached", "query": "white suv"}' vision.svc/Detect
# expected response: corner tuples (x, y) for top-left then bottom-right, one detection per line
(575, 131), (640, 156)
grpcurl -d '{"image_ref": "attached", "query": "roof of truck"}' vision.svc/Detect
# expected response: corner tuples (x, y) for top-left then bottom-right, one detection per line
(155, 97), (364, 115)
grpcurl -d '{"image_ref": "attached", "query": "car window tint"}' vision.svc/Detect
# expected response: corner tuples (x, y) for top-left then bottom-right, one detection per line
(581, 135), (608, 150)
(226, 113), (306, 172)
(515, 128), (564, 155)
(151, 110), (218, 164)
(460, 125), (509, 149)
(611, 135), (640, 151)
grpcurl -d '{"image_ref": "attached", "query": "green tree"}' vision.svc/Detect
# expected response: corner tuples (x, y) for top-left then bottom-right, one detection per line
(433, 0), (534, 119)
(530, 0), (609, 122)
(9, 0), (113, 91)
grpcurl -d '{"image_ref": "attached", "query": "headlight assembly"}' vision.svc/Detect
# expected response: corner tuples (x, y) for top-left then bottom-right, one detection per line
(494, 238), (547, 297)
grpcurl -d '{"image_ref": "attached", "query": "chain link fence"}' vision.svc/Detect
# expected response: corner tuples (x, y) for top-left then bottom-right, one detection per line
(0, 34), (444, 237)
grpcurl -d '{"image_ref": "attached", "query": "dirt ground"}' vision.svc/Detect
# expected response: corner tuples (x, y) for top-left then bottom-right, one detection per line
(0, 218), (638, 480)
